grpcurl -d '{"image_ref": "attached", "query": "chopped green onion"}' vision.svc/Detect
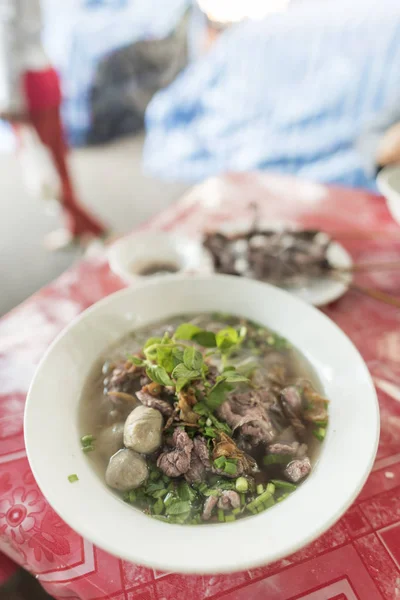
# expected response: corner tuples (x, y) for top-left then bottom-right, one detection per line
(256, 483), (264, 495)
(232, 507), (241, 515)
(81, 435), (95, 446)
(225, 514), (236, 522)
(247, 490), (272, 512)
(68, 474), (78, 483)
(203, 427), (217, 438)
(240, 493), (246, 506)
(262, 495), (275, 510)
(153, 498), (164, 515)
(218, 508), (225, 522)
(235, 477), (249, 493)
(271, 480), (297, 492)
(263, 454), (292, 466)
(223, 461), (237, 475)
(203, 488), (220, 497)
(313, 427), (326, 442)
(163, 492), (175, 507)
(277, 493), (290, 503)
(266, 483), (275, 495)
(82, 445), (95, 453)
(214, 456), (226, 469)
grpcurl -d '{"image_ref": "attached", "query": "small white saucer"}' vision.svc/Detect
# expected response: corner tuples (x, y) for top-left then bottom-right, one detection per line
(108, 232), (214, 285)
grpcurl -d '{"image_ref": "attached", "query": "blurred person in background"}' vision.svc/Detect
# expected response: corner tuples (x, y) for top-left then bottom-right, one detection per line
(0, 0), (107, 249)
(358, 105), (400, 178)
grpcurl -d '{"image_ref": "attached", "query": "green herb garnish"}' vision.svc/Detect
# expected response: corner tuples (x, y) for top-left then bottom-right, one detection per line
(270, 480), (297, 492)
(68, 474), (79, 483)
(235, 477), (249, 493)
(313, 427), (326, 442)
(146, 364), (174, 387)
(263, 454), (292, 466)
(81, 434), (95, 453)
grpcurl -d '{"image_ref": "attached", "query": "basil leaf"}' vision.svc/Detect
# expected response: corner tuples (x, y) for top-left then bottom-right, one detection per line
(172, 363), (200, 381)
(193, 402), (209, 416)
(156, 346), (175, 373)
(127, 354), (144, 366)
(183, 347), (203, 371)
(174, 323), (201, 341)
(146, 365), (173, 387)
(192, 330), (217, 348)
(172, 363), (201, 392)
(172, 346), (183, 362)
(216, 327), (239, 352)
(175, 378), (190, 393)
(221, 372), (249, 384)
(206, 380), (234, 410)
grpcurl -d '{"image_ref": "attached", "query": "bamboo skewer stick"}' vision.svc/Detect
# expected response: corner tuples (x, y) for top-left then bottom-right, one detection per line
(330, 272), (400, 308)
(335, 260), (400, 273)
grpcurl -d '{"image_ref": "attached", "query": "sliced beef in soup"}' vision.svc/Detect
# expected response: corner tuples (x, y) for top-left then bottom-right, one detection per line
(79, 314), (328, 525)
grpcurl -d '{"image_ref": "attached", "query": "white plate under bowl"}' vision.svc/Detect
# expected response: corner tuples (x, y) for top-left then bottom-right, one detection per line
(24, 275), (379, 574)
(377, 165), (400, 224)
(108, 232), (214, 284)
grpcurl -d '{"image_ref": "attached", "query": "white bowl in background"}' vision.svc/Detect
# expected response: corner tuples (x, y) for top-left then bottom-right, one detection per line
(108, 232), (214, 284)
(24, 275), (379, 574)
(377, 165), (400, 224)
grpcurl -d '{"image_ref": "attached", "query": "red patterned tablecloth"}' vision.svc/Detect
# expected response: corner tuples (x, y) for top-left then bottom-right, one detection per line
(1, 173), (400, 600)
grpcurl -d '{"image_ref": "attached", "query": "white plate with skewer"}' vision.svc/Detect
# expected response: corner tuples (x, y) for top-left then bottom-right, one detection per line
(211, 220), (353, 307)
(286, 242), (352, 307)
